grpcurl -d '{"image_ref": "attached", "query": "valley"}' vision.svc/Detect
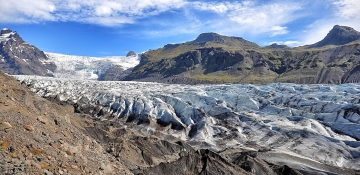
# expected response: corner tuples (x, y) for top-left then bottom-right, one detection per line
(1, 25), (360, 174)
(14, 75), (360, 174)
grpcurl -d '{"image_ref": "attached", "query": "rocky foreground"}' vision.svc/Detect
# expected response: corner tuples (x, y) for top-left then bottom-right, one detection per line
(12, 75), (360, 174)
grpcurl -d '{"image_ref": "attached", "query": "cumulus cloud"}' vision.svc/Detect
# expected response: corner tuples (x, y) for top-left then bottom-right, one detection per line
(0, 0), (56, 23)
(267, 40), (302, 47)
(270, 26), (289, 36)
(1, 0), (359, 46)
(0, 0), (302, 31)
(191, 1), (302, 36)
(0, 0), (187, 26)
(332, 0), (360, 19)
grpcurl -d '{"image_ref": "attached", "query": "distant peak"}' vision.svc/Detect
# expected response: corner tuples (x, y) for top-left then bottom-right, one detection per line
(265, 43), (289, 49)
(192, 32), (224, 43)
(189, 32), (259, 48)
(331, 25), (356, 32)
(126, 51), (136, 57)
(309, 25), (360, 47)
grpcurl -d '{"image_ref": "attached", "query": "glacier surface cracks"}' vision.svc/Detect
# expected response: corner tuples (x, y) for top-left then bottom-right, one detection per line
(14, 75), (360, 171)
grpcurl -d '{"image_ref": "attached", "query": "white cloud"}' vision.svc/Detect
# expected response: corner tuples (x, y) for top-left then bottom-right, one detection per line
(270, 26), (289, 36)
(267, 40), (303, 47)
(0, 0), (56, 23)
(192, 1), (232, 14)
(86, 17), (134, 27)
(0, 0), (187, 25)
(332, 0), (360, 19)
(1, 0), (359, 46)
(191, 1), (302, 36)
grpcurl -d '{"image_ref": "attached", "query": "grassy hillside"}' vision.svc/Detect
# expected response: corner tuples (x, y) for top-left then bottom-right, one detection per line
(125, 31), (360, 84)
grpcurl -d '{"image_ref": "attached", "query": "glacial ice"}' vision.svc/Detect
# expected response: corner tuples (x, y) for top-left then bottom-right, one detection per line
(14, 75), (360, 170)
(44, 52), (140, 80)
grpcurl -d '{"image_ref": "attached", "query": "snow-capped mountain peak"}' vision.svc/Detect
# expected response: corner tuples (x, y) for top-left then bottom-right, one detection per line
(0, 28), (17, 42)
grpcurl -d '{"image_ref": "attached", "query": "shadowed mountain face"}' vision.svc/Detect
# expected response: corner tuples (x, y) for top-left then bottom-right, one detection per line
(0, 28), (56, 76)
(125, 25), (360, 84)
(310, 25), (360, 48)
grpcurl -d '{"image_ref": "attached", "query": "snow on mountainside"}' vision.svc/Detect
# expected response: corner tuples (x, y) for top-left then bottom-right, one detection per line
(0, 28), (56, 76)
(0, 28), (16, 42)
(14, 75), (360, 173)
(45, 52), (140, 80)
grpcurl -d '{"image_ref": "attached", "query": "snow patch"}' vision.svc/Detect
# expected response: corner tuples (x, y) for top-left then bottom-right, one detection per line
(0, 31), (16, 42)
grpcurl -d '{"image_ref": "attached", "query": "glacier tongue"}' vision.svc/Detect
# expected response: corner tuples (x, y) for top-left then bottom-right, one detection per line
(44, 52), (140, 80)
(14, 75), (360, 169)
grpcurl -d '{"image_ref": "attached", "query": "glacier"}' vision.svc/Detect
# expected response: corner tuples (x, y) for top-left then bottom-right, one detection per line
(44, 52), (140, 80)
(14, 75), (360, 171)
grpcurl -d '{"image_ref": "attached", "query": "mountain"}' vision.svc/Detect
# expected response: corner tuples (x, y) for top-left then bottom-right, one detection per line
(125, 25), (360, 84)
(0, 28), (140, 81)
(0, 28), (56, 76)
(3, 26), (360, 84)
(309, 25), (360, 48)
(126, 51), (136, 57)
(13, 74), (360, 174)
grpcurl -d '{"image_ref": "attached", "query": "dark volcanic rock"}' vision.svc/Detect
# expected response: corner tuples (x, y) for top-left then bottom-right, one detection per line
(310, 25), (360, 47)
(126, 51), (136, 57)
(0, 28), (56, 76)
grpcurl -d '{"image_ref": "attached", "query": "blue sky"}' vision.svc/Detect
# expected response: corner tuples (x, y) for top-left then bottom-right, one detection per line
(0, 0), (359, 56)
